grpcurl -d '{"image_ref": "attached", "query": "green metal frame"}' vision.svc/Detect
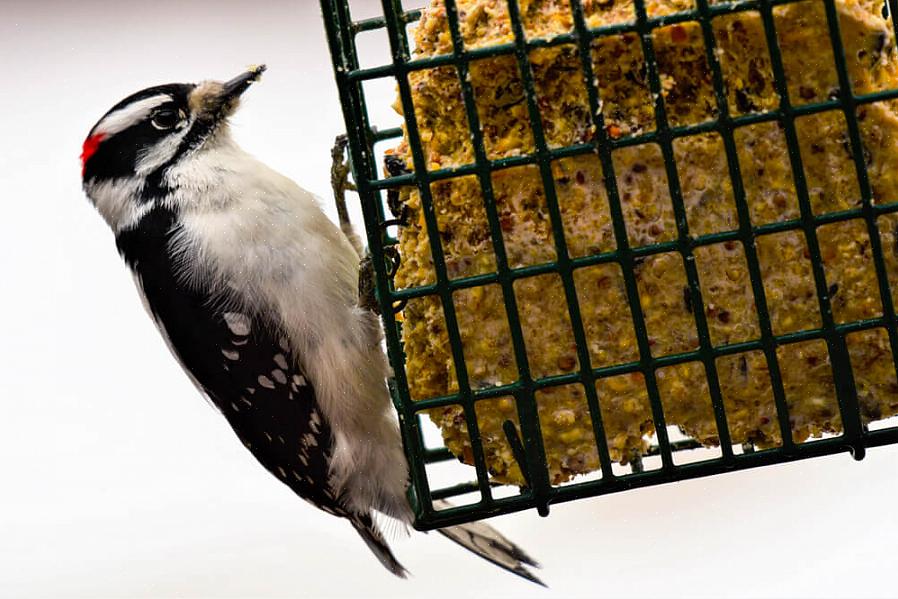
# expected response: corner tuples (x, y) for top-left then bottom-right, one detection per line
(321, 0), (898, 531)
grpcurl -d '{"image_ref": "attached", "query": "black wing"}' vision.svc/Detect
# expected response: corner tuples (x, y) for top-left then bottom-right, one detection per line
(116, 206), (342, 513)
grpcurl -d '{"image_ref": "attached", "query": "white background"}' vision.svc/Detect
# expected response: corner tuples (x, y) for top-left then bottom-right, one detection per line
(2, 1), (898, 597)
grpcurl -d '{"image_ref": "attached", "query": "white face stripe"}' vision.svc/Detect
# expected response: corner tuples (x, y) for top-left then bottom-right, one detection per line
(84, 177), (153, 232)
(134, 121), (194, 176)
(93, 94), (172, 138)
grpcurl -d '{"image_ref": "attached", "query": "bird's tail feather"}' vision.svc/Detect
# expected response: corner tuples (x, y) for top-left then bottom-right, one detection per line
(433, 499), (545, 586)
(350, 514), (409, 579)
(351, 501), (543, 585)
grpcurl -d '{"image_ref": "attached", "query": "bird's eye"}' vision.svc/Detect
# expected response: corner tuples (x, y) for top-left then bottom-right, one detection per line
(151, 109), (181, 130)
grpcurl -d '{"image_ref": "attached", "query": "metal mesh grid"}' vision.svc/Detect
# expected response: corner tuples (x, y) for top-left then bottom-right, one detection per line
(322, 0), (898, 530)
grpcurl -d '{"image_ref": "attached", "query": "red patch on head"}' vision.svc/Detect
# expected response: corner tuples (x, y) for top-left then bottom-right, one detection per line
(80, 133), (105, 177)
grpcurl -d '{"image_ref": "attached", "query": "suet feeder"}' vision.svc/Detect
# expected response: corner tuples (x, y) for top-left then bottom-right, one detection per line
(321, 0), (898, 530)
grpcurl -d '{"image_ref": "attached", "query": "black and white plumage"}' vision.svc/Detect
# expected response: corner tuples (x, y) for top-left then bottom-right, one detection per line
(80, 66), (542, 584)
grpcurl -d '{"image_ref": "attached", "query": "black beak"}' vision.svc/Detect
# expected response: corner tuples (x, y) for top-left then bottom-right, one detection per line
(221, 65), (267, 101)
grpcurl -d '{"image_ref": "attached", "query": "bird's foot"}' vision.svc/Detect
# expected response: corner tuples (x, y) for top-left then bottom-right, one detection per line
(358, 254), (379, 315)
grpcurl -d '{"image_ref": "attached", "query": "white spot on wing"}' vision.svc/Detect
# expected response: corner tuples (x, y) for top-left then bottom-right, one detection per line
(271, 369), (287, 384)
(273, 353), (289, 370)
(258, 375), (275, 389)
(292, 374), (307, 387)
(222, 348), (239, 361)
(223, 312), (251, 336)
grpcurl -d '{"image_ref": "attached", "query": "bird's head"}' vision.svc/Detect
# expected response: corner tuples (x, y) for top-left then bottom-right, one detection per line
(81, 66), (265, 228)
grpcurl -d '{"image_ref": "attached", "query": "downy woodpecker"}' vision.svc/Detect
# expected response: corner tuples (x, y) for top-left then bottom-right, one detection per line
(80, 66), (541, 584)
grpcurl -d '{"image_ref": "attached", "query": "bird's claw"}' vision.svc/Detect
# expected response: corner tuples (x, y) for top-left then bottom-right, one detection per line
(358, 254), (380, 315)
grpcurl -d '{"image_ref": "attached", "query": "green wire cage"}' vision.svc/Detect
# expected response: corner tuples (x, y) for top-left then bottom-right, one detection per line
(321, 0), (898, 530)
